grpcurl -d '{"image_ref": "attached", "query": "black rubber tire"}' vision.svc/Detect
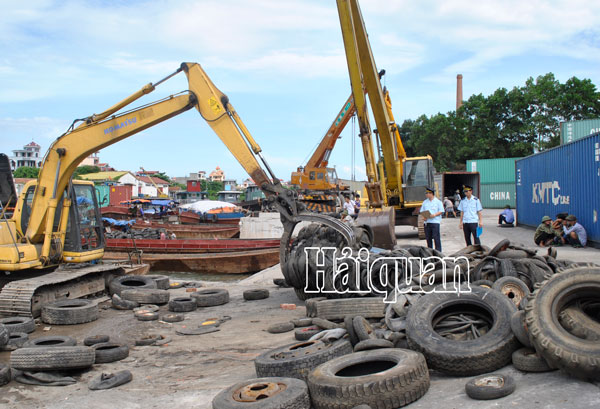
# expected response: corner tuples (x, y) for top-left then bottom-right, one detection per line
(255, 339), (352, 381)
(191, 288), (230, 307)
(344, 316), (360, 346)
(89, 370), (133, 390)
(312, 318), (342, 330)
(492, 277), (530, 308)
(92, 342), (129, 363)
(314, 298), (386, 320)
(0, 363), (10, 386)
(10, 346), (95, 371)
(305, 297), (327, 318)
(161, 313), (185, 323)
(291, 318), (313, 328)
(111, 294), (139, 310)
(465, 373), (516, 400)
(212, 376), (311, 409)
(512, 348), (554, 372)
(133, 305), (160, 313)
(524, 267), (600, 380)
(353, 339), (394, 352)
(294, 326), (321, 341)
(168, 297), (197, 312)
(145, 274), (170, 290)
(136, 311), (159, 321)
(0, 317), (36, 334)
(83, 335), (110, 346)
(510, 310), (532, 348)
(406, 286), (518, 376)
(109, 275), (157, 295)
(121, 288), (170, 305)
(0, 324), (8, 346)
(23, 335), (77, 348)
(558, 305), (600, 341)
(472, 280), (494, 288)
(353, 316), (376, 341)
(488, 239), (510, 257)
(307, 348), (430, 409)
(41, 299), (98, 325)
(244, 289), (270, 301)
(6, 332), (29, 349)
(268, 322), (295, 334)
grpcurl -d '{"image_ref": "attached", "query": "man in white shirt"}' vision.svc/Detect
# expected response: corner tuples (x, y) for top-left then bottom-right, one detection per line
(458, 185), (483, 245)
(343, 196), (355, 216)
(420, 187), (444, 251)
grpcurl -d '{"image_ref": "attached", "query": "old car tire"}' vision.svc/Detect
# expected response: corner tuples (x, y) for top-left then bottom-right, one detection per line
(406, 286), (518, 376)
(0, 324), (8, 346)
(307, 349), (429, 409)
(92, 342), (129, 364)
(212, 376), (311, 409)
(6, 332), (29, 349)
(168, 297), (197, 312)
(291, 318), (313, 328)
(191, 289), (230, 307)
(344, 316), (360, 346)
(492, 277), (530, 308)
(294, 326), (321, 341)
(524, 267), (600, 380)
(133, 304), (159, 313)
(353, 316), (376, 341)
(23, 335), (77, 348)
(314, 298), (386, 320)
(83, 335), (110, 346)
(312, 318), (342, 330)
(488, 239), (510, 257)
(558, 305), (600, 341)
(510, 310), (532, 348)
(109, 275), (157, 296)
(111, 294), (139, 310)
(161, 313), (185, 323)
(0, 363), (10, 386)
(267, 322), (295, 334)
(11, 346), (95, 371)
(512, 348), (554, 372)
(353, 339), (394, 352)
(244, 289), (270, 301)
(89, 370), (133, 390)
(41, 299), (98, 325)
(145, 274), (170, 290)
(465, 373), (515, 400)
(121, 289), (169, 305)
(0, 317), (36, 334)
(255, 339), (352, 381)
(136, 311), (159, 321)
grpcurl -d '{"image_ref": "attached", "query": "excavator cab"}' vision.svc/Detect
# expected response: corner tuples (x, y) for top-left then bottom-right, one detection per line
(402, 156), (436, 205)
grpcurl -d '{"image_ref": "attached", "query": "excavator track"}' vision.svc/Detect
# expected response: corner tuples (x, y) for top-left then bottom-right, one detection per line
(0, 263), (126, 318)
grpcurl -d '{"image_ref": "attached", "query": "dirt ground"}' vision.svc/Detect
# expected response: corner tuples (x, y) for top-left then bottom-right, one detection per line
(1, 210), (599, 408)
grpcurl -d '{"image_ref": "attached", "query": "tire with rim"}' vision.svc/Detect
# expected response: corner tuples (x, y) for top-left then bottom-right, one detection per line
(191, 289), (229, 307)
(464, 373), (515, 400)
(212, 377), (310, 409)
(23, 335), (77, 348)
(524, 267), (600, 380)
(0, 317), (36, 334)
(92, 342), (129, 364)
(492, 277), (530, 308)
(512, 348), (554, 372)
(255, 339), (352, 381)
(168, 297), (197, 312)
(307, 349), (430, 409)
(406, 286), (518, 376)
(121, 289), (170, 305)
(11, 346), (95, 371)
(109, 275), (157, 296)
(41, 299), (98, 325)
(244, 289), (270, 301)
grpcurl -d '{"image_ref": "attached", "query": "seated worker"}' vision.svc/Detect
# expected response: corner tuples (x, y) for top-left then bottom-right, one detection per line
(562, 215), (587, 248)
(341, 209), (354, 226)
(498, 205), (515, 226)
(443, 197), (456, 218)
(534, 216), (561, 247)
(552, 213), (568, 230)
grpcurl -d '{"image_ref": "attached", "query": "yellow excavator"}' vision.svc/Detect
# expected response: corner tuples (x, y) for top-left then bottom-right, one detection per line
(337, 0), (436, 247)
(0, 63), (357, 317)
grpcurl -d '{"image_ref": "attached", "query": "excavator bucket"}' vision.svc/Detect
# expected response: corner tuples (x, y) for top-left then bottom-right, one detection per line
(355, 207), (396, 249)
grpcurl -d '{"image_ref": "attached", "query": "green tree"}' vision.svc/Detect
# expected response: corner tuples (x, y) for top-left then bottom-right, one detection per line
(13, 166), (39, 178)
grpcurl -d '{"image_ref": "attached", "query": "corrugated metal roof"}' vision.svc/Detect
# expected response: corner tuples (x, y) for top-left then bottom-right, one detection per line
(79, 171), (128, 181)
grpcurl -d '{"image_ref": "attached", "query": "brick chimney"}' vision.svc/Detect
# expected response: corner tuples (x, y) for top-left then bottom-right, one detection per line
(456, 74), (463, 110)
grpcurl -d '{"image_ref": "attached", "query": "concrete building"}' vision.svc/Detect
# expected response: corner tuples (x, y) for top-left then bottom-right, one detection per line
(223, 179), (237, 191)
(209, 166), (225, 182)
(10, 141), (42, 170)
(78, 171), (169, 198)
(217, 190), (242, 203)
(80, 152), (100, 167)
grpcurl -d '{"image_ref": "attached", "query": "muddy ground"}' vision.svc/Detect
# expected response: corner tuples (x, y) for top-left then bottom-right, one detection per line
(1, 210), (599, 408)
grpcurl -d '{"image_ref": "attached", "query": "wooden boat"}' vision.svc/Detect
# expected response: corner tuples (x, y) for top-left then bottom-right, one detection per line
(101, 205), (131, 220)
(130, 222), (240, 239)
(103, 248), (279, 274)
(104, 238), (279, 254)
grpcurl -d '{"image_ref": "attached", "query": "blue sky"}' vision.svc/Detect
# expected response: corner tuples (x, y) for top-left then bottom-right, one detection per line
(1, 0), (599, 183)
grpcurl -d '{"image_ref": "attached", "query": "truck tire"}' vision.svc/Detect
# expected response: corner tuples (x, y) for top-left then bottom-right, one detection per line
(23, 335), (77, 348)
(145, 275), (170, 290)
(492, 277), (530, 308)
(255, 339), (352, 381)
(11, 346), (95, 371)
(0, 324), (8, 346)
(109, 275), (157, 296)
(191, 288), (229, 307)
(558, 305), (600, 341)
(524, 267), (600, 380)
(121, 289), (170, 305)
(315, 298), (385, 320)
(0, 317), (36, 334)
(512, 348), (554, 372)
(212, 377), (310, 409)
(92, 342), (129, 363)
(307, 349), (429, 409)
(7, 333), (29, 349)
(244, 289), (270, 301)
(168, 297), (197, 312)
(41, 299), (98, 325)
(84, 335), (110, 346)
(464, 373), (515, 400)
(406, 286), (518, 376)
(0, 363), (10, 386)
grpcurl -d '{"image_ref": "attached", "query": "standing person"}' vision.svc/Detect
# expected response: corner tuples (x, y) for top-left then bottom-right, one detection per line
(420, 187), (444, 251)
(498, 205), (515, 226)
(534, 216), (562, 247)
(453, 190), (461, 213)
(343, 196), (355, 217)
(562, 215), (587, 248)
(443, 197), (456, 218)
(354, 193), (361, 216)
(458, 185), (483, 245)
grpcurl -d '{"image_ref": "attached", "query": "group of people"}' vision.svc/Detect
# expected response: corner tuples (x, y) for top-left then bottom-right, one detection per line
(341, 194), (360, 225)
(535, 213), (587, 248)
(420, 185), (482, 252)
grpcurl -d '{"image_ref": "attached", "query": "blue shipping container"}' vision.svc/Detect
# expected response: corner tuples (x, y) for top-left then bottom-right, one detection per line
(515, 133), (600, 245)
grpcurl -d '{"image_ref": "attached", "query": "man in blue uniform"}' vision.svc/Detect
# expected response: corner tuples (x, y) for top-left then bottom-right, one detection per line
(420, 187), (444, 251)
(458, 185), (483, 245)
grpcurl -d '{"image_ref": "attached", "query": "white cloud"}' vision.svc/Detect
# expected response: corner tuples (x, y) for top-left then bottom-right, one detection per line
(0, 117), (69, 140)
